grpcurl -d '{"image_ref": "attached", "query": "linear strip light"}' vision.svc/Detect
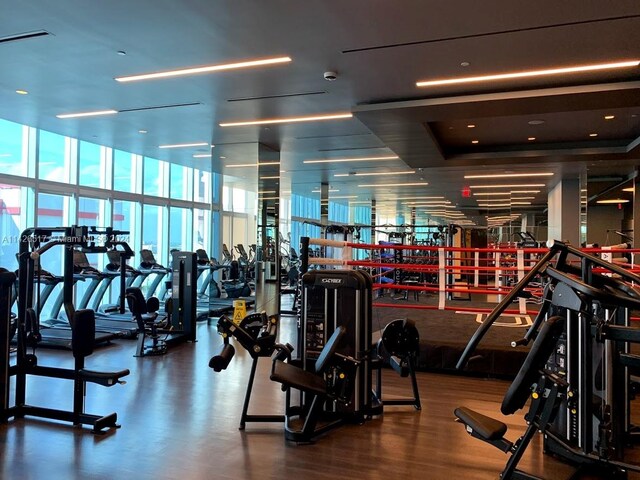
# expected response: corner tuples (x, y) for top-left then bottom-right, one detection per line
(597, 199), (630, 204)
(258, 190), (276, 194)
(510, 202), (532, 205)
(464, 172), (553, 179)
(349, 201), (372, 204)
(56, 109), (118, 119)
(334, 170), (415, 177)
(259, 197), (279, 201)
(358, 182), (428, 187)
(510, 190), (541, 194)
(479, 204), (511, 208)
(226, 162), (280, 168)
(416, 60), (640, 87)
(623, 187), (634, 192)
(260, 175), (280, 180)
(473, 192), (511, 196)
(160, 142), (210, 149)
(331, 195), (358, 199)
(304, 155), (398, 164)
(470, 184), (545, 189)
(312, 189), (339, 193)
(115, 56), (292, 82)
(220, 112), (352, 127)
(396, 196), (444, 200)
(193, 154), (212, 158)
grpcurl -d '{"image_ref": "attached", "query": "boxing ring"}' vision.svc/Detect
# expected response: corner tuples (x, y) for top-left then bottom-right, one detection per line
(298, 237), (640, 377)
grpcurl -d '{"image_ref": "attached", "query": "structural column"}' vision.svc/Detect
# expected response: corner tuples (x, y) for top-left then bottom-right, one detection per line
(547, 178), (580, 247)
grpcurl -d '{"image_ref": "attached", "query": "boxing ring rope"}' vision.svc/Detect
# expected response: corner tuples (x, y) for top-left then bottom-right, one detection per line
(299, 236), (640, 316)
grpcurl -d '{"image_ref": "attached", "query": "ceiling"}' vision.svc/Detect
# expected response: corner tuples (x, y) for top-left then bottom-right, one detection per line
(1, 1), (640, 226)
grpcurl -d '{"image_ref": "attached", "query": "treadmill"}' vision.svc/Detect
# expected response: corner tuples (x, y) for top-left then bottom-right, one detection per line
(138, 249), (171, 300)
(55, 251), (137, 338)
(23, 265), (116, 348)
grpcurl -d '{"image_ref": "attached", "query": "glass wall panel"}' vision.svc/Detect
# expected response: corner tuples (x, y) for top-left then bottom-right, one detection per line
(143, 157), (168, 197)
(38, 130), (75, 183)
(114, 150), (140, 193)
(169, 206), (192, 252)
(0, 184), (33, 271)
(194, 208), (210, 253)
(0, 119), (29, 177)
(78, 141), (103, 188)
(194, 169), (212, 204)
(142, 204), (167, 265)
(170, 164), (193, 200)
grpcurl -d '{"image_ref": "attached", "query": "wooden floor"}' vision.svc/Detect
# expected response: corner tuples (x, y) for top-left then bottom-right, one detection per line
(1, 314), (638, 479)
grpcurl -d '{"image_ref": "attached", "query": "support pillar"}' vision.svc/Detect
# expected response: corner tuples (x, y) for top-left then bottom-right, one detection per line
(547, 178), (580, 247)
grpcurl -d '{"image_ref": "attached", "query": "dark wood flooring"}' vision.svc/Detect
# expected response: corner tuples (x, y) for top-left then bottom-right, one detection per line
(1, 312), (639, 479)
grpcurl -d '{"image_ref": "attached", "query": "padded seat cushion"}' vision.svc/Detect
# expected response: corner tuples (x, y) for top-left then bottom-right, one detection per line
(270, 360), (327, 395)
(454, 407), (507, 441)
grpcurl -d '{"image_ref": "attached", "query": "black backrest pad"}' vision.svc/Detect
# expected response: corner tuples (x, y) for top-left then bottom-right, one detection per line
(72, 308), (96, 358)
(315, 325), (346, 373)
(501, 315), (565, 415)
(126, 287), (147, 314)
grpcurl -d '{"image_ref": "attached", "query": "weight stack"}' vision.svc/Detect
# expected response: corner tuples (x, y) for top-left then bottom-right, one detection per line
(300, 269), (373, 418)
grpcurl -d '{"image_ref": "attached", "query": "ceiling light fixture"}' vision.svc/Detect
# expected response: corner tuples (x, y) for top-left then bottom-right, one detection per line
(528, 137), (536, 141)
(473, 192), (511, 196)
(220, 112), (352, 127)
(622, 187), (634, 192)
(56, 109), (118, 119)
(258, 190), (276, 194)
(334, 170), (415, 177)
(159, 142), (210, 149)
(193, 154), (212, 158)
(597, 199), (630, 204)
(312, 189), (340, 193)
(467, 124), (475, 128)
(331, 195), (358, 199)
(464, 172), (553, 179)
(589, 133), (598, 137)
(358, 182), (428, 187)
(304, 155), (398, 164)
(15, 90), (28, 95)
(470, 184), (545, 189)
(416, 60), (640, 87)
(115, 56), (292, 82)
(511, 190), (541, 194)
(138, 129), (148, 134)
(471, 140), (479, 144)
(604, 115), (615, 120)
(226, 162), (280, 168)
(260, 175), (280, 180)
(396, 196), (444, 200)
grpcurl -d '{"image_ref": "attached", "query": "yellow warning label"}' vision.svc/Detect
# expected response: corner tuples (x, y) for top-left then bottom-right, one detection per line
(232, 299), (246, 325)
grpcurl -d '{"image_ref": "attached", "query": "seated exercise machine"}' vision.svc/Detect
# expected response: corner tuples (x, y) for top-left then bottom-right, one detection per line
(126, 287), (169, 357)
(209, 311), (290, 429)
(2, 226), (130, 433)
(270, 325), (360, 443)
(456, 240), (640, 479)
(372, 318), (421, 411)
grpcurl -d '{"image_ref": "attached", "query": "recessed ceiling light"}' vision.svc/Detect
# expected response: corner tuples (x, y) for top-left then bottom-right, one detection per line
(597, 199), (630, 204)
(589, 133), (598, 137)
(312, 189), (339, 193)
(304, 155), (398, 164)
(259, 175), (280, 180)
(471, 140), (479, 144)
(460, 61), (470, 67)
(15, 90), (28, 95)
(258, 190), (276, 194)
(358, 182), (428, 187)
(56, 109), (118, 119)
(528, 120), (546, 125)
(467, 124), (476, 128)
(193, 154), (212, 158)
(622, 187), (634, 192)
(159, 142), (210, 149)
(220, 156), (226, 159)
(220, 112), (352, 127)
(138, 129), (148, 134)
(604, 115), (615, 120)
(259, 196), (279, 201)
(334, 170), (414, 177)
(465, 172), (553, 179)
(528, 137), (536, 141)
(470, 184), (546, 188)
(511, 190), (541, 194)
(416, 60), (640, 87)
(115, 56), (292, 82)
